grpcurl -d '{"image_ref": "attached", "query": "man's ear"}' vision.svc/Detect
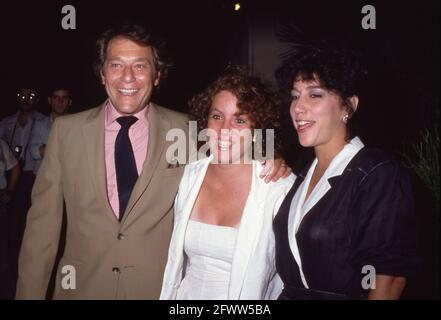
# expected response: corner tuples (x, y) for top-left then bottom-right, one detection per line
(47, 97), (51, 106)
(100, 69), (106, 85)
(349, 95), (359, 113)
(154, 71), (161, 87)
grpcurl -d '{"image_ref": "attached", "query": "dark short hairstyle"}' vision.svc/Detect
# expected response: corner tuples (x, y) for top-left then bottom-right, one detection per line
(189, 65), (282, 158)
(94, 23), (172, 84)
(276, 40), (367, 117)
(48, 83), (72, 97)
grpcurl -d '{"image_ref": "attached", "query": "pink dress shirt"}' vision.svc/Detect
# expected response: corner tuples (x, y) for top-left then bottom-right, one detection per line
(105, 100), (149, 218)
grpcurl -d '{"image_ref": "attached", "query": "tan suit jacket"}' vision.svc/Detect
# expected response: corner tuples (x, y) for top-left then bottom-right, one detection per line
(16, 103), (188, 299)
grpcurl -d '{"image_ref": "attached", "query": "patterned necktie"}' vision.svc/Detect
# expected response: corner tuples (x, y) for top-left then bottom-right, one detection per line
(115, 116), (138, 221)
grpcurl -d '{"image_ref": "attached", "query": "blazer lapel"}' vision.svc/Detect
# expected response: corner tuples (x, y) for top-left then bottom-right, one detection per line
(164, 156), (212, 292)
(172, 156), (211, 261)
(121, 104), (170, 224)
(228, 161), (266, 299)
(82, 104), (116, 221)
(288, 165), (312, 288)
(301, 143), (364, 217)
(179, 156), (212, 224)
(302, 173), (332, 216)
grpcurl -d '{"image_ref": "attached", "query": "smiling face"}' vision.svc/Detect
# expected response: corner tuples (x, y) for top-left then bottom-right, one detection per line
(207, 90), (253, 164)
(100, 37), (159, 115)
(290, 77), (349, 151)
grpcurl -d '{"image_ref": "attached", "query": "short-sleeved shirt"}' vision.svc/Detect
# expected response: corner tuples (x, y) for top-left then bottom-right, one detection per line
(0, 139), (18, 189)
(29, 114), (54, 174)
(0, 111), (46, 172)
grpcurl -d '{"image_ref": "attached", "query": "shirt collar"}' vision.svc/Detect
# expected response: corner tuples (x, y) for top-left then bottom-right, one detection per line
(105, 99), (149, 126)
(320, 136), (365, 180)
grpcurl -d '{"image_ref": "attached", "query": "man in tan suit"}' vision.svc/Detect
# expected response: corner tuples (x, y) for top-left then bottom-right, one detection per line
(16, 24), (289, 300)
(16, 24), (188, 299)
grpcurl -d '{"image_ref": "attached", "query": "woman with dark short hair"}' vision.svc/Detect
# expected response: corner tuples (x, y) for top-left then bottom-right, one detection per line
(273, 41), (420, 300)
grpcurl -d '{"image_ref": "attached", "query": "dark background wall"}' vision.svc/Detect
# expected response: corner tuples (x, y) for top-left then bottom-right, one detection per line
(1, 1), (439, 150)
(0, 0), (439, 299)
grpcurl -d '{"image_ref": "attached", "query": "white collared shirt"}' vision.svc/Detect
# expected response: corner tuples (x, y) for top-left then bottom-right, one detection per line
(287, 136), (365, 288)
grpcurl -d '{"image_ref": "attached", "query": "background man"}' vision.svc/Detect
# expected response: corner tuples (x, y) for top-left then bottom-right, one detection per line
(0, 87), (45, 291)
(30, 85), (72, 174)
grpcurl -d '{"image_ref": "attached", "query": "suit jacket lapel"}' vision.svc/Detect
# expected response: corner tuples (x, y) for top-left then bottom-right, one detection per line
(164, 156), (211, 292)
(82, 104), (116, 221)
(121, 103), (170, 224)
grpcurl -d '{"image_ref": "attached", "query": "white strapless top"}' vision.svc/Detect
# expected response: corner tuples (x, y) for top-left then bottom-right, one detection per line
(175, 219), (238, 300)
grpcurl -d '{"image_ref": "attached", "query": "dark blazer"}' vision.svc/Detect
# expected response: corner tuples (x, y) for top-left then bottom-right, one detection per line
(273, 147), (420, 299)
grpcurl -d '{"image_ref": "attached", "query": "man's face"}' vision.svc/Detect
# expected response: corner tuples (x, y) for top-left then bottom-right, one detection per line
(17, 88), (38, 112)
(100, 37), (160, 115)
(48, 89), (71, 116)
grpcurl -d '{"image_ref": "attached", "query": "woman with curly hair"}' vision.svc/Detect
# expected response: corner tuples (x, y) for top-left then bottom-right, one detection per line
(160, 66), (295, 300)
(273, 41), (420, 299)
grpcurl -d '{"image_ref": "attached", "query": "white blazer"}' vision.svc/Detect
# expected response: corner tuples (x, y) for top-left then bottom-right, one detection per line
(160, 155), (295, 300)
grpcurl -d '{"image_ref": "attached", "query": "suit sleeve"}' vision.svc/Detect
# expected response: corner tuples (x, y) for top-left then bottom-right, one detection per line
(16, 118), (64, 299)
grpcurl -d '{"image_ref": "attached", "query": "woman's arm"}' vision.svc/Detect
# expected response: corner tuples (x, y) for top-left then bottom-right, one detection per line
(368, 275), (406, 300)
(350, 159), (419, 300)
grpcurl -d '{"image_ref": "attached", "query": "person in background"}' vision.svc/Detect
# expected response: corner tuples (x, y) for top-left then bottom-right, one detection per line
(30, 85), (72, 174)
(0, 138), (20, 299)
(0, 88), (45, 170)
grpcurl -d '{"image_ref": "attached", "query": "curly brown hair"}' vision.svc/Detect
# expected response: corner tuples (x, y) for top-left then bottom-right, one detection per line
(189, 65), (282, 158)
